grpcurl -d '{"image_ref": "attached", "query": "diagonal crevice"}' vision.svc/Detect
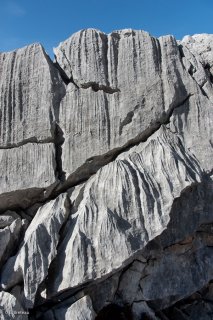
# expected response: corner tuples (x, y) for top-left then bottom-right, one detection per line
(53, 58), (73, 86)
(53, 49), (79, 88)
(204, 62), (213, 84)
(0, 93), (193, 213)
(178, 44), (211, 99)
(0, 137), (54, 150)
(54, 92), (193, 195)
(53, 48), (120, 94)
(53, 58), (79, 88)
(119, 99), (145, 135)
(0, 92), (196, 219)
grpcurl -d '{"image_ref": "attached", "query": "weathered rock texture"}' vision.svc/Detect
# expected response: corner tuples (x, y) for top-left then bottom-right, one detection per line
(0, 29), (212, 320)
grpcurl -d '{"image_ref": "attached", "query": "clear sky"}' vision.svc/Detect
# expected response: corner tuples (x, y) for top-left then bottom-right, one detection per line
(0, 0), (213, 58)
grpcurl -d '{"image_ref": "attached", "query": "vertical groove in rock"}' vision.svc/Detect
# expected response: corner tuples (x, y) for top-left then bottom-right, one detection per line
(54, 123), (66, 182)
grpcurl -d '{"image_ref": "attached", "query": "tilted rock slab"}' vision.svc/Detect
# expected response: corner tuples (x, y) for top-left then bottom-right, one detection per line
(54, 296), (97, 320)
(1, 193), (70, 308)
(0, 218), (22, 268)
(0, 291), (28, 320)
(0, 29), (212, 319)
(47, 127), (202, 296)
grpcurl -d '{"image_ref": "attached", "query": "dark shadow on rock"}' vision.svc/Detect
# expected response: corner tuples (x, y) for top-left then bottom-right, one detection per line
(95, 304), (133, 320)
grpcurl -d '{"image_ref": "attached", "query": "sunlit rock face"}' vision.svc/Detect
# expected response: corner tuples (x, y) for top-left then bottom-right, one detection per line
(0, 29), (212, 320)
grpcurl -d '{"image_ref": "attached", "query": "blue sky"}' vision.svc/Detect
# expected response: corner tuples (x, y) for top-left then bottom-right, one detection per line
(0, 0), (213, 58)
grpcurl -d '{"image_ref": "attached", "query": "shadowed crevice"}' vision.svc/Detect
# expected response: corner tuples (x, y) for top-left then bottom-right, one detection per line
(80, 82), (120, 94)
(54, 123), (66, 182)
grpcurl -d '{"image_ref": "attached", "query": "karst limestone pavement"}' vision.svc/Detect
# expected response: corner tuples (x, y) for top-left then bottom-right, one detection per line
(0, 29), (212, 319)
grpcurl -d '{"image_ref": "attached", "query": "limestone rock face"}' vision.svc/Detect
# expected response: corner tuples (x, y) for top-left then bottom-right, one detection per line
(0, 211), (19, 228)
(56, 30), (189, 177)
(0, 43), (65, 147)
(0, 143), (56, 194)
(48, 127), (202, 296)
(0, 291), (28, 320)
(0, 44), (66, 211)
(1, 193), (70, 308)
(182, 34), (213, 79)
(0, 29), (212, 320)
(54, 296), (97, 320)
(0, 218), (22, 268)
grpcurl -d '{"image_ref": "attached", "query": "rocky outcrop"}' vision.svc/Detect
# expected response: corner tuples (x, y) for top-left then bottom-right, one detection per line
(46, 127), (202, 297)
(1, 193), (70, 308)
(0, 29), (212, 319)
(0, 43), (65, 147)
(0, 291), (28, 319)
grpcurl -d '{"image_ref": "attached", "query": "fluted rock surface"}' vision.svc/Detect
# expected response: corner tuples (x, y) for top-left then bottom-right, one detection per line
(0, 43), (65, 147)
(0, 44), (66, 211)
(0, 29), (212, 320)
(47, 127), (202, 297)
(0, 291), (28, 319)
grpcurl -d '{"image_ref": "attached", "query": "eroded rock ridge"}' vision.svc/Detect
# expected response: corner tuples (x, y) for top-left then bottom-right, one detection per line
(0, 29), (212, 320)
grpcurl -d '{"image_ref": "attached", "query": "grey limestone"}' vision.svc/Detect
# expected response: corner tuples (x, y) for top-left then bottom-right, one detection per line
(0, 29), (212, 320)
